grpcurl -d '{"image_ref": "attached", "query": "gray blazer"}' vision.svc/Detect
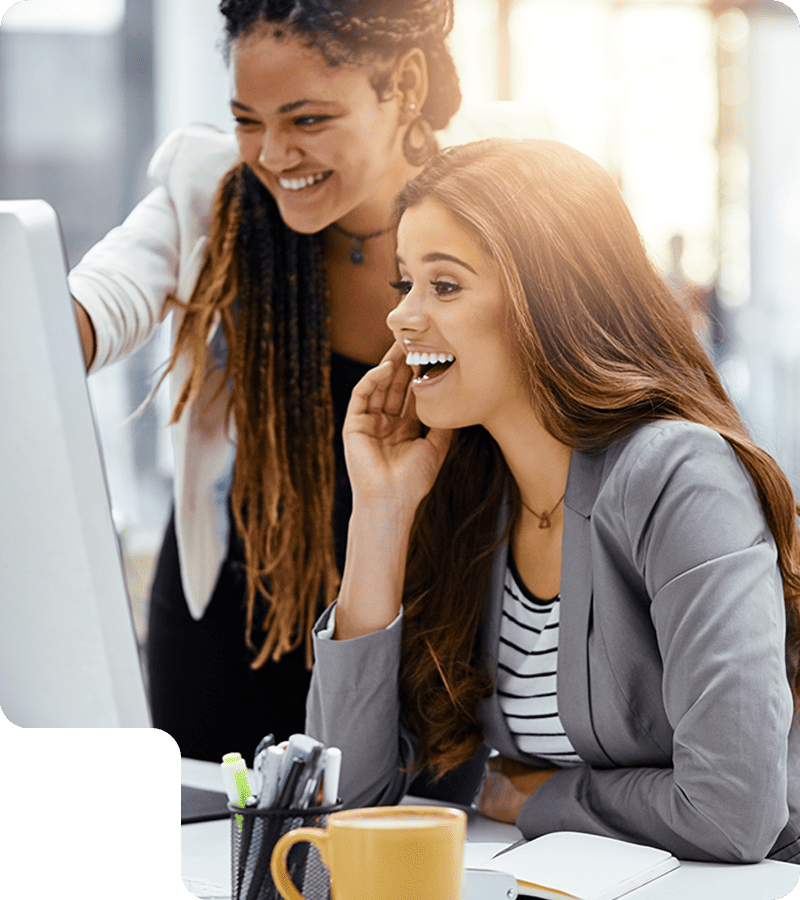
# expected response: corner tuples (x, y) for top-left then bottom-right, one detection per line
(307, 420), (800, 863)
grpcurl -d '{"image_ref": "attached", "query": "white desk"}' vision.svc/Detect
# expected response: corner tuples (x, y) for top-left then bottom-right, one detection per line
(181, 758), (799, 900)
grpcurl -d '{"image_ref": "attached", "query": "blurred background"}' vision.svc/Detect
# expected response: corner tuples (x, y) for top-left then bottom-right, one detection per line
(1, 0), (798, 650)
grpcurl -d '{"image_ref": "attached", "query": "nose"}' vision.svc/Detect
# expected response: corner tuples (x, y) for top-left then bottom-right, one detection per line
(258, 126), (302, 171)
(386, 287), (427, 338)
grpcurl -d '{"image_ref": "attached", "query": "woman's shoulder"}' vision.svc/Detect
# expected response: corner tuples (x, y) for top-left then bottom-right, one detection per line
(147, 123), (240, 198)
(569, 420), (740, 522)
(605, 419), (758, 520)
(614, 419), (733, 466)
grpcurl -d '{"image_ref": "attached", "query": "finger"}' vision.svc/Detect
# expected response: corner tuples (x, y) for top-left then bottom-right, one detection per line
(366, 360), (395, 415)
(346, 360), (394, 420)
(382, 361), (412, 418)
(381, 343), (412, 418)
(379, 340), (407, 367)
(392, 381), (422, 443)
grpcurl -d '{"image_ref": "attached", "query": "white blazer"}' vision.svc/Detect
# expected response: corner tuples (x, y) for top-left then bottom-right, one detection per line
(68, 124), (239, 620)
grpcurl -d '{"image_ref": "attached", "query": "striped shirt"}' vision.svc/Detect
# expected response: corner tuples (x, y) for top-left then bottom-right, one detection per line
(496, 555), (582, 767)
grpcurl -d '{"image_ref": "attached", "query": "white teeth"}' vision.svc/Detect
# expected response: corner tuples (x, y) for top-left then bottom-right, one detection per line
(278, 172), (328, 191)
(405, 351), (455, 366)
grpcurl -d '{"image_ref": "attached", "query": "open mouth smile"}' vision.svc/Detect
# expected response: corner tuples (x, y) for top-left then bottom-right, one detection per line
(405, 350), (456, 385)
(278, 171), (332, 191)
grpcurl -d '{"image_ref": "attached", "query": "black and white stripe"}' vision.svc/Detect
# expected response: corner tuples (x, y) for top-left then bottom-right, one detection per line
(496, 560), (582, 767)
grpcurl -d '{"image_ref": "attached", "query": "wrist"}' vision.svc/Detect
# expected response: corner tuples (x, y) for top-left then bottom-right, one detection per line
(72, 298), (97, 369)
(334, 504), (414, 641)
(350, 494), (421, 532)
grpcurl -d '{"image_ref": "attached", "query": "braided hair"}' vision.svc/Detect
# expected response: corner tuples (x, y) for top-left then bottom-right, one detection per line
(218, 1), (460, 131)
(162, 0), (460, 669)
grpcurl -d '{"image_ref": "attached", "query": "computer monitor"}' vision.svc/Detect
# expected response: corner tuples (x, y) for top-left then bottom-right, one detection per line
(0, 199), (151, 728)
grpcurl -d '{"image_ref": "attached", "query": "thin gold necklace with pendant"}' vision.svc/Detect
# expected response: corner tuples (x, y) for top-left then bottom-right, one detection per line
(520, 492), (566, 529)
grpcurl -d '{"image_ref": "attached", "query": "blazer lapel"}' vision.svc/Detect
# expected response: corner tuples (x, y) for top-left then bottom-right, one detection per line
(558, 448), (615, 766)
(479, 495), (525, 759)
(480, 449), (616, 767)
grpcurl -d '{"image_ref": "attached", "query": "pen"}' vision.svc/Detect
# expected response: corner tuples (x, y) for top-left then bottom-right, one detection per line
(254, 733), (275, 757)
(256, 744), (284, 809)
(276, 758), (305, 809)
(246, 757), (306, 900)
(279, 733), (322, 783)
(295, 745), (325, 809)
(221, 751), (255, 900)
(253, 733), (275, 798)
(247, 741), (289, 898)
(221, 751), (253, 831)
(322, 747), (341, 807)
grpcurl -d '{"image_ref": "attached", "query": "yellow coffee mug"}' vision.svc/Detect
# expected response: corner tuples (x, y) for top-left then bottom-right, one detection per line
(270, 805), (467, 900)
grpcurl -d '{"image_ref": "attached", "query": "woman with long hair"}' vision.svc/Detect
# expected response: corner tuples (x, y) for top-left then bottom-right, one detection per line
(69, 0), (472, 769)
(307, 138), (800, 863)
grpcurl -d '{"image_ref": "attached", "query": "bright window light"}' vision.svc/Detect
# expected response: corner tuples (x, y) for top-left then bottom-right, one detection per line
(1, 0), (125, 35)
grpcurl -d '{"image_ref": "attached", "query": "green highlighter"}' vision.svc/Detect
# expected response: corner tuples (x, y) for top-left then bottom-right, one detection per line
(221, 751), (253, 831)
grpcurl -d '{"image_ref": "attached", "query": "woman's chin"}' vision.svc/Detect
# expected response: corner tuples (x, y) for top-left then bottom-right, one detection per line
(416, 407), (473, 433)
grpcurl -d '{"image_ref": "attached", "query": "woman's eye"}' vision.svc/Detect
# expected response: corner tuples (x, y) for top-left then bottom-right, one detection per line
(233, 116), (260, 128)
(389, 279), (413, 296)
(295, 115), (332, 127)
(431, 280), (461, 297)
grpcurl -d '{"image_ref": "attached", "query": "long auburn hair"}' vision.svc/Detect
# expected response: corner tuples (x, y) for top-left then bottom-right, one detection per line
(158, 0), (461, 669)
(395, 138), (800, 777)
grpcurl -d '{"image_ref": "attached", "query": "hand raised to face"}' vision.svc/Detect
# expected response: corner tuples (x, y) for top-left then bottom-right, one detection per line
(342, 341), (452, 517)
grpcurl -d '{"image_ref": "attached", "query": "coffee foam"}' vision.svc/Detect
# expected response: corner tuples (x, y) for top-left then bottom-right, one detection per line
(342, 814), (452, 829)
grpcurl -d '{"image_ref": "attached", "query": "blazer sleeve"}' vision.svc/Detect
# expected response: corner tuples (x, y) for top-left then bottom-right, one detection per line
(305, 604), (418, 809)
(517, 423), (794, 862)
(67, 133), (183, 372)
(67, 125), (235, 373)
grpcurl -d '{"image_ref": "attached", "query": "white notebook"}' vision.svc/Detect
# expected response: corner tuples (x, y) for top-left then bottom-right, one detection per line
(472, 831), (679, 900)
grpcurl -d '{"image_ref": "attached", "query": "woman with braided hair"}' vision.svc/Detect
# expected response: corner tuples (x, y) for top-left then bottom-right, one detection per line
(68, 0), (478, 777)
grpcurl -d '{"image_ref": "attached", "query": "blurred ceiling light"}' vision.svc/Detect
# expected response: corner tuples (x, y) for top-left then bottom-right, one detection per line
(716, 7), (750, 53)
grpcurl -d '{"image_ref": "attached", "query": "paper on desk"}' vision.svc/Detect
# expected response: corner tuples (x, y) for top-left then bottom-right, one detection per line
(183, 875), (232, 900)
(471, 832), (679, 900)
(463, 842), (514, 868)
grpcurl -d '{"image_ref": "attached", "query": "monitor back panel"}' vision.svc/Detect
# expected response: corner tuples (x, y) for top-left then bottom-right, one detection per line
(0, 200), (151, 727)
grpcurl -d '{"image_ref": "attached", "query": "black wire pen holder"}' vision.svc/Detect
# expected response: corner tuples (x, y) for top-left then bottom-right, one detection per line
(228, 801), (341, 900)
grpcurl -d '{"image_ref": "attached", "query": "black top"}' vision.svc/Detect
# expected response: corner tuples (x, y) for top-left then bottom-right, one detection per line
(329, 352), (372, 573)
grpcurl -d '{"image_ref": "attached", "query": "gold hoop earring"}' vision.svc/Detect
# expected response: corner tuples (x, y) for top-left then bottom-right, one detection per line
(403, 114), (437, 167)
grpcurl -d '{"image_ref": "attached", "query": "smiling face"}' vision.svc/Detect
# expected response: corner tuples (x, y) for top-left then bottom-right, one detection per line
(388, 200), (532, 433)
(230, 27), (418, 234)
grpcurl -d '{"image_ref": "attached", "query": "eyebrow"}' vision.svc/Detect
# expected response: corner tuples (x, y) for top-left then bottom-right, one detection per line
(230, 98), (337, 115)
(395, 251), (478, 275)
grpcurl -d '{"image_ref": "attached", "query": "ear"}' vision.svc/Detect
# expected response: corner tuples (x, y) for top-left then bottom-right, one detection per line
(395, 47), (429, 120)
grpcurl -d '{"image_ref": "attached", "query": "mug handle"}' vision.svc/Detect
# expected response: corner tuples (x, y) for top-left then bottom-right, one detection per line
(270, 827), (330, 900)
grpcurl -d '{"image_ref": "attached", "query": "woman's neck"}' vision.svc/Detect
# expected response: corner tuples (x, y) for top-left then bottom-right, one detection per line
(488, 406), (572, 517)
(323, 228), (398, 365)
(332, 156), (424, 237)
